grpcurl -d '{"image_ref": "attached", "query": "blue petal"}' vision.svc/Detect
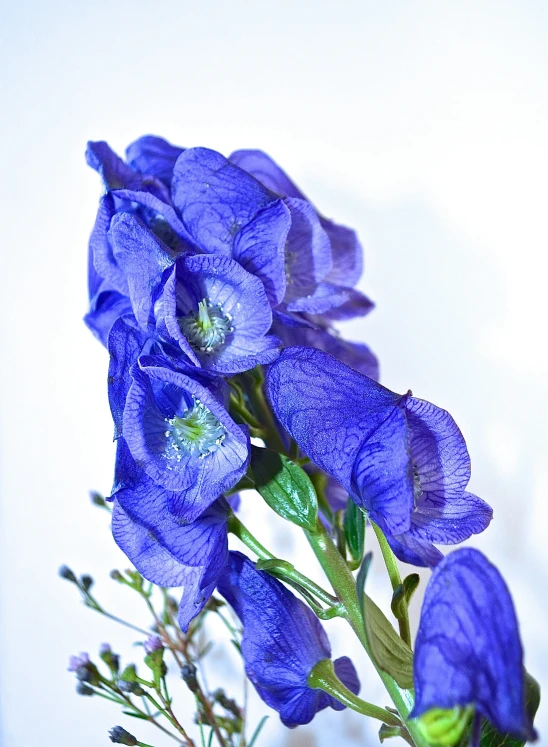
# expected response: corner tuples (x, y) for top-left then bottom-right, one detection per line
(109, 213), (173, 331)
(267, 348), (408, 532)
(122, 360), (249, 518)
(317, 287), (375, 321)
(88, 194), (129, 296)
(126, 135), (184, 185)
(386, 533), (444, 568)
(409, 491), (493, 546)
(84, 287), (133, 347)
(172, 148), (275, 254)
(86, 141), (143, 190)
(323, 657), (361, 711)
(232, 199), (290, 306)
(229, 149), (305, 199)
(322, 220), (363, 288)
(107, 316), (147, 438)
(412, 548), (536, 741)
(160, 253), (280, 374)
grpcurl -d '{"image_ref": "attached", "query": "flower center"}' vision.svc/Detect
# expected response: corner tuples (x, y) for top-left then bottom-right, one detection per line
(164, 398), (226, 460)
(179, 299), (233, 353)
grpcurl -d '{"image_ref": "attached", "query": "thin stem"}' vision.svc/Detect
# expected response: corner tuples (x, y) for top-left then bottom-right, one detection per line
(371, 521), (412, 648)
(304, 520), (427, 747)
(243, 369), (287, 455)
(228, 514), (337, 607)
(308, 659), (401, 726)
(83, 597), (151, 637)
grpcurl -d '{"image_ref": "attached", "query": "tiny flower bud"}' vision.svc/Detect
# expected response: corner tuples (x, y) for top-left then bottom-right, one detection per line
(90, 491), (106, 507)
(416, 707), (474, 747)
(100, 643), (120, 672)
(80, 574), (94, 591)
(58, 565), (77, 583)
(110, 570), (123, 581)
(68, 652), (90, 672)
(76, 682), (94, 696)
(143, 635), (163, 655)
(119, 681), (146, 696)
(181, 663), (199, 692)
(108, 725), (138, 745)
(120, 664), (138, 682)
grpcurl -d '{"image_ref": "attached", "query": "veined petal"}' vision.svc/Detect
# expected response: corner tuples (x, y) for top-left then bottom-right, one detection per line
(126, 135), (184, 186)
(284, 198), (332, 303)
(322, 220), (363, 288)
(229, 149), (305, 199)
(172, 148), (275, 254)
(412, 548), (536, 741)
(86, 141), (142, 190)
(410, 491), (493, 546)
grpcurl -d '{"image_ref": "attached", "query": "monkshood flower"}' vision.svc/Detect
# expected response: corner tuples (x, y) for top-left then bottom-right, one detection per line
(411, 548), (537, 744)
(111, 440), (229, 631)
(217, 551), (360, 728)
(230, 148), (372, 320)
(267, 347), (492, 565)
(117, 352), (249, 519)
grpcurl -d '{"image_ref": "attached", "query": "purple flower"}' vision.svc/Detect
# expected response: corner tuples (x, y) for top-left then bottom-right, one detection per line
(68, 653), (90, 672)
(217, 551), (360, 728)
(412, 548), (537, 742)
(267, 347), (491, 563)
(155, 253), (280, 374)
(143, 636), (164, 654)
(111, 440), (230, 631)
(120, 354), (249, 519)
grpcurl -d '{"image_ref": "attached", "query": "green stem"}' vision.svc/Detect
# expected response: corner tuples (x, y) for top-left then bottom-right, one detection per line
(304, 520), (427, 747)
(371, 521), (412, 648)
(244, 370), (287, 455)
(228, 514), (338, 607)
(308, 659), (401, 726)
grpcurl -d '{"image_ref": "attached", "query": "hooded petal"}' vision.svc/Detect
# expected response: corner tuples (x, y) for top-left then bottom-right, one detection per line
(84, 287), (133, 347)
(229, 149), (305, 199)
(267, 347), (410, 533)
(412, 548), (536, 742)
(109, 213), (173, 331)
(86, 141), (143, 191)
(107, 316), (148, 438)
(126, 135), (184, 185)
(232, 199), (290, 306)
(172, 148), (275, 254)
(322, 220), (363, 288)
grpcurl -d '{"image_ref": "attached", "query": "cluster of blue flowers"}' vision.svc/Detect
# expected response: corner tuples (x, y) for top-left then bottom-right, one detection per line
(86, 136), (536, 744)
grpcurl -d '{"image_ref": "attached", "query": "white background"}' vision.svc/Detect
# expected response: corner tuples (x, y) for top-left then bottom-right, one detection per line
(1, 1), (547, 745)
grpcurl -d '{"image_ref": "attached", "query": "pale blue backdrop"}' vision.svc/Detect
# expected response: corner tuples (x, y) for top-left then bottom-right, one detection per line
(1, 1), (547, 745)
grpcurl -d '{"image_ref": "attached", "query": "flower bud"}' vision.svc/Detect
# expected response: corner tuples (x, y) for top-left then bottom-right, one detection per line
(76, 682), (94, 696)
(108, 725), (138, 745)
(415, 706), (474, 747)
(181, 662), (199, 692)
(58, 565), (77, 583)
(110, 570), (123, 581)
(90, 491), (106, 507)
(100, 643), (120, 673)
(81, 574), (94, 591)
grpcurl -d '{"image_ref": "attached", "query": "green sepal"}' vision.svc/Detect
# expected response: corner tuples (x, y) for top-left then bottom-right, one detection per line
(379, 723), (414, 745)
(356, 551), (373, 611)
(344, 500), (366, 563)
(363, 594), (414, 689)
(391, 573), (420, 619)
(478, 671), (540, 747)
(250, 445), (318, 532)
(255, 558), (295, 573)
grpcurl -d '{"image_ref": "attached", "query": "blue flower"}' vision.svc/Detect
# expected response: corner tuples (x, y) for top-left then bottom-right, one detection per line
(111, 440), (229, 631)
(230, 149), (371, 318)
(411, 548), (537, 742)
(172, 147), (291, 306)
(217, 551), (360, 728)
(267, 347), (491, 562)
(156, 252), (280, 374)
(120, 354), (249, 519)
(125, 135), (184, 186)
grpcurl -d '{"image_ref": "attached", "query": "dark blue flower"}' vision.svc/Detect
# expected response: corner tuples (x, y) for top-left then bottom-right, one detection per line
(156, 253), (280, 374)
(120, 354), (249, 518)
(411, 548), (537, 742)
(267, 348), (491, 560)
(111, 440), (230, 631)
(217, 551), (360, 728)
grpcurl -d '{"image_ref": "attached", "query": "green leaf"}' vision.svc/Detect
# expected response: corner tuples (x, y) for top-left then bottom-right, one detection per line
(479, 671), (540, 747)
(391, 573), (420, 620)
(250, 445), (318, 532)
(363, 594), (414, 689)
(379, 723), (414, 746)
(121, 710), (150, 720)
(255, 558), (295, 573)
(356, 551), (373, 611)
(344, 500), (366, 562)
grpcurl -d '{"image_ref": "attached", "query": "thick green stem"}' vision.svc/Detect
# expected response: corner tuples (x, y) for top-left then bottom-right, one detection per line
(371, 521), (412, 647)
(308, 659), (401, 726)
(304, 521), (427, 747)
(228, 515), (337, 607)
